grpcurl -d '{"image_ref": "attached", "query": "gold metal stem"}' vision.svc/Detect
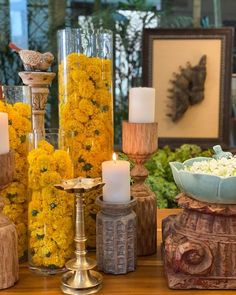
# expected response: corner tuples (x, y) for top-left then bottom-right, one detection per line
(61, 191), (103, 294)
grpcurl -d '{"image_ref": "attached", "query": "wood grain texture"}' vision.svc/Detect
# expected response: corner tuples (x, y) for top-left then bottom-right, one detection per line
(0, 151), (14, 190)
(162, 194), (236, 289)
(122, 121), (158, 161)
(0, 200), (19, 289)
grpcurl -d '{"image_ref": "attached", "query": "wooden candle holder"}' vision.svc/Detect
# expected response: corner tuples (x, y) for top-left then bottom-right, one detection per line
(0, 151), (19, 289)
(0, 151), (14, 190)
(122, 121), (158, 256)
(18, 71), (55, 146)
(96, 196), (137, 274)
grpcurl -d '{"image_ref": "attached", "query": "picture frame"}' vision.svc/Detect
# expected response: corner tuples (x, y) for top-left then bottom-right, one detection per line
(143, 28), (234, 149)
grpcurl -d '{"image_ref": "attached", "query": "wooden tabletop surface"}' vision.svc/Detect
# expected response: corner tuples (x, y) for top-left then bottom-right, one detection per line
(2, 209), (236, 295)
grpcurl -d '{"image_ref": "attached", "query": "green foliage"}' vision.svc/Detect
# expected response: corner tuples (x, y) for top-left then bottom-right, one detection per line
(120, 144), (213, 209)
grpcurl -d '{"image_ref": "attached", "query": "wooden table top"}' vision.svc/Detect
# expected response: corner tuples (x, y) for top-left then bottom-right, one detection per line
(2, 209), (236, 295)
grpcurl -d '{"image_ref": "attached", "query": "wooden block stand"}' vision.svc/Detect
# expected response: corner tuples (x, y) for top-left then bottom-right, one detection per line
(162, 193), (236, 289)
(0, 151), (19, 289)
(122, 121), (158, 256)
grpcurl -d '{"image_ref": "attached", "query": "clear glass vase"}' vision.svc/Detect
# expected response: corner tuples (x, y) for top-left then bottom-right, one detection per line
(57, 28), (114, 248)
(0, 85), (31, 262)
(28, 130), (74, 274)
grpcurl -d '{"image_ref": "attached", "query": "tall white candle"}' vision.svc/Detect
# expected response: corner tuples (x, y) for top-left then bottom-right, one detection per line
(129, 87), (156, 123)
(0, 112), (9, 155)
(102, 153), (130, 203)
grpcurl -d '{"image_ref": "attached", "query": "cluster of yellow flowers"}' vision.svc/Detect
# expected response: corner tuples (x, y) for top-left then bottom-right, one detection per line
(59, 53), (113, 248)
(0, 100), (31, 261)
(28, 140), (74, 270)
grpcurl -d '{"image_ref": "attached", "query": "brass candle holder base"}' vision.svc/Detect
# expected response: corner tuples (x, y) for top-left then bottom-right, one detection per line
(55, 178), (105, 295)
(122, 121), (158, 256)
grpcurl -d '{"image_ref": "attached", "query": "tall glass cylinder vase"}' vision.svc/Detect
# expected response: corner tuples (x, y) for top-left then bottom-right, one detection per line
(0, 85), (31, 262)
(58, 28), (114, 248)
(28, 130), (74, 274)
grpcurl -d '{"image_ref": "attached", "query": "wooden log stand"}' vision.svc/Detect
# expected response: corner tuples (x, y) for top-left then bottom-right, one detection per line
(122, 121), (158, 256)
(162, 193), (236, 289)
(0, 151), (19, 290)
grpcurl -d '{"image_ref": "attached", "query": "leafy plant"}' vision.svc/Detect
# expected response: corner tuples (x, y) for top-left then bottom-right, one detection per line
(120, 144), (213, 208)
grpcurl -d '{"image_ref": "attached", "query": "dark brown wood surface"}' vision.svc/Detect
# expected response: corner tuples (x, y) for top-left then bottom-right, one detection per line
(2, 209), (236, 294)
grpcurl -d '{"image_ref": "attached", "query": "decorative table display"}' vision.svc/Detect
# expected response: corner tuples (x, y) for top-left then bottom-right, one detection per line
(163, 146), (236, 289)
(58, 28), (113, 248)
(0, 88), (31, 262)
(96, 154), (137, 274)
(122, 87), (158, 256)
(0, 125), (19, 289)
(54, 177), (104, 295)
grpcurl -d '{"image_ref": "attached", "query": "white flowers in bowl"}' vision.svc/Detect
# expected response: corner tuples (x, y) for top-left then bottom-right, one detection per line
(184, 157), (236, 178)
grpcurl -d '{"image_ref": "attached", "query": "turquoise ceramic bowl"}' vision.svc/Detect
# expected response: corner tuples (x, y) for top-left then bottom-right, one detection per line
(170, 157), (236, 204)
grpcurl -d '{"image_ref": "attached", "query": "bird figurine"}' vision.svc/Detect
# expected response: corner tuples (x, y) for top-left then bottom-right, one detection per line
(9, 43), (54, 72)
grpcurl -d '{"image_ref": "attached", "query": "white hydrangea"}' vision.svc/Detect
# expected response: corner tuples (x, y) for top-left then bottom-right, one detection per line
(184, 157), (236, 177)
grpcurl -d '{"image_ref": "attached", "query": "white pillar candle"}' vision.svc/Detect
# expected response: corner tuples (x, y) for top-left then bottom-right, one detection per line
(128, 87), (156, 123)
(102, 153), (130, 203)
(0, 112), (9, 155)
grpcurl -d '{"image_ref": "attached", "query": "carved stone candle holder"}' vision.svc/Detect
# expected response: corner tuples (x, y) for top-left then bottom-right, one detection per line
(122, 121), (158, 256)
(55, 177), (104, 295)
(0, 151), (19, 289)
(96, 196), (137, 274)
(162, 193), (236, 289)
(19, 70), (55, 146)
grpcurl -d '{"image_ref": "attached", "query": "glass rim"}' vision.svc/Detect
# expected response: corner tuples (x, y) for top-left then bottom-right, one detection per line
(57, 27), (113, 36)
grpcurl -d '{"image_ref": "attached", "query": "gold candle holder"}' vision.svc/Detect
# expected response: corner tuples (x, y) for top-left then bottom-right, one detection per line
(55, 177), (104, 295)
(122, 121), (158, 256)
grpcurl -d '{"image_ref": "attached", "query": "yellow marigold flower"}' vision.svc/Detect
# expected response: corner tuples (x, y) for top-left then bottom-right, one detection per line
(53, 150), (73, 179)
(13, 102), (31, 118)
(79, 99), (94, 116)
(38, 140), (55, 154)
(76, 79), (95, 99)
(28, 148), (47, 166)
(36, 154), (56, 173)
(39, 171), (61, 187)
(0, 100), (7, 112)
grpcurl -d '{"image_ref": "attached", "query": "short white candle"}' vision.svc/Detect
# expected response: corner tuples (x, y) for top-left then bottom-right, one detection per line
(129, 87), (156, 123)
(102, 153), (130, 203)
(0, 112), (9, 155)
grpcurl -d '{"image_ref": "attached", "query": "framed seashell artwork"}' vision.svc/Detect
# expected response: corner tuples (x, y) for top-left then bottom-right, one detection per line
(142, 28), (233, 149)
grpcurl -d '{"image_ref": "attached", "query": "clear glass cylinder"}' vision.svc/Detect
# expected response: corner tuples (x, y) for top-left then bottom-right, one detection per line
(0, 85), (31, 262)
(57, 28), (114, 248)
(28, 130), (74, 274)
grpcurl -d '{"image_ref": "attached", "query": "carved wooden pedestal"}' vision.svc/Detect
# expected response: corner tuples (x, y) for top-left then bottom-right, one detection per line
(162, 193), (236, 289)
(96, 196), (137, 274)
(0, 151), (19, 290)
(122, 121), (158, 256)
(18, 71), (55, 146)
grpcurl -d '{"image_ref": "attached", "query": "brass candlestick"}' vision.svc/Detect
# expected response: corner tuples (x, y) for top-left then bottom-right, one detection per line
(122, 121), (158, 256)
(55, 178), (104, 295)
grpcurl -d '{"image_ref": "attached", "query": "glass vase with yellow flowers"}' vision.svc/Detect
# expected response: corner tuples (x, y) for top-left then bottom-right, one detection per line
(28, 130), (74, 274)
(0, 85), (31, 262)
(57, 29), (114, 248)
